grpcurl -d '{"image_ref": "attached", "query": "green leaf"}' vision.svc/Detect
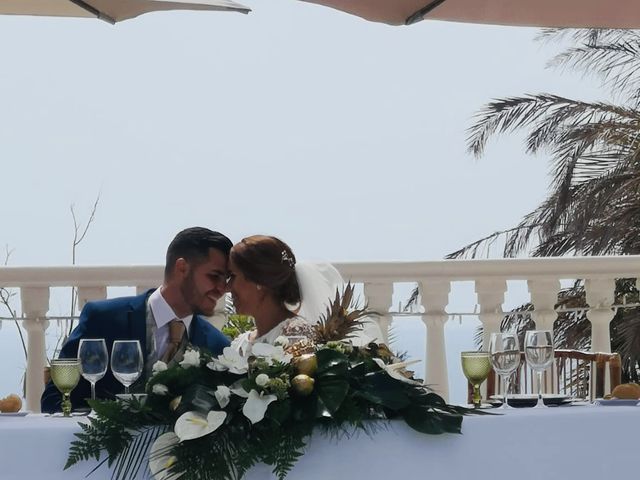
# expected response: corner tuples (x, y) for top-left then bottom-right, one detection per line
(402, 405), (463, 435)
(315, 348), (349, 376)
(315, 375), (349, 416)
(356, 372), (411, 410)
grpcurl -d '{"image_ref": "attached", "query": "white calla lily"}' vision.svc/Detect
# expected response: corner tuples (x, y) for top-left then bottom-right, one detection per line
(175, 411), (227, 442)
(215, 385), (231, 408)
(149, 432), (182, 480)
(242, 389), (277, 424)
(230, 380), (249, 398)
(251, 343), (292, 365)
(179, 349), (201, 369)
(372, 358), (423, 385)
(208, 347), (249, 374)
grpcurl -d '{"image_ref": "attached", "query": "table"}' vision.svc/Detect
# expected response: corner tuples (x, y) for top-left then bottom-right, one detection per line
(0, 405), (635, 479)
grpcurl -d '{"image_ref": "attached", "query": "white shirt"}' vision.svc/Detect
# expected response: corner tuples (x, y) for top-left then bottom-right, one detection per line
(148, 287), (192, 361)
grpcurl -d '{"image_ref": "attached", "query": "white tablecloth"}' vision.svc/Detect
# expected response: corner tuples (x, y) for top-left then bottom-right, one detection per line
(0, 405), (636, 480)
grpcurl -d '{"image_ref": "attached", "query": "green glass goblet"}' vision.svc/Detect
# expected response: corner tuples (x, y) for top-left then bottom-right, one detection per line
(50, 358), (81, 417)
(461, 351), (491, 408)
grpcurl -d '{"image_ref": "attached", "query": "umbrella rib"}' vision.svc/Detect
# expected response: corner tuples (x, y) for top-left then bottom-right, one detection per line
(405, 0), (447, 25)
(69, 0), (116, 24)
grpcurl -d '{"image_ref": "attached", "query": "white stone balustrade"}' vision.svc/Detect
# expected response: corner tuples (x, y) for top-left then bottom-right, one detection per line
(1, 256), (639, 411)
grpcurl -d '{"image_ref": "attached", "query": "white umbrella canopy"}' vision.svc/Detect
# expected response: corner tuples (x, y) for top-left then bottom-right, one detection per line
(0, 0), (250, 24)
(301, 0), (640, 28)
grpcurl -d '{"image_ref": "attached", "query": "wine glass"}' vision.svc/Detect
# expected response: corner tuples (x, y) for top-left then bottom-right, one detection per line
(489, 332), (521, 409)
(78, 339), (109, 401)
(111, 340), (143, 394)
(524, 330), (554, 408)
(50, 358), (81, 417)
(461, 351), (491, 408)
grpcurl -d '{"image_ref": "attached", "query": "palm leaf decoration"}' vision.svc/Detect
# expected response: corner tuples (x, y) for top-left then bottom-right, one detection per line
(313, 282), (377, 344)
(408, 28), (640, 381)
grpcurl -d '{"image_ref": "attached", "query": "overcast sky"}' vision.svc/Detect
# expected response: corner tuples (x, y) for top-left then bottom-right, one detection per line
(0, 1), (605, 403)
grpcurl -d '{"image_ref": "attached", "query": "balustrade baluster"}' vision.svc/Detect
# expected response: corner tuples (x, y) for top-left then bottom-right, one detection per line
(418, 279), (450, 402)
(21, 287), (50, 413)
(584, 278), (616, 353)
(363, 282), (393, 345)
(528, 278), (560, 393)
(475, 278), (507, 349)
(475, 278), (507, 398)
(77, 286), (107, 308)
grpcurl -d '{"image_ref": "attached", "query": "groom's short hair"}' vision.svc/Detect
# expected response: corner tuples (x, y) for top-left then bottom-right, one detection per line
(165, 227), (232, 278)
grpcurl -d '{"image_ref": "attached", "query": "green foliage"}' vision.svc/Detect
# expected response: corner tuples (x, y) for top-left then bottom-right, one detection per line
(222, 315), (255, 340)
(67, 341), (477, 480)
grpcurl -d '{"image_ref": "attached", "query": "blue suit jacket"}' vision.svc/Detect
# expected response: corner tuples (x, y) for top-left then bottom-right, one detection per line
(41, 290), (230, 413)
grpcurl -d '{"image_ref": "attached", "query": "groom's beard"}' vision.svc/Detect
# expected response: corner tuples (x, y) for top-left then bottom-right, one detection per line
(181, 272), (217, 316)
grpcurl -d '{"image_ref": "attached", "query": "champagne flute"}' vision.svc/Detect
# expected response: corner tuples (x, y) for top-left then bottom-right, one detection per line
(524, 330), (554, 408)
(50, 358), (81, 417)
(461, 351), (491, 408)
(78, 339), (108, 401)
(111, 340), (143, 395)
(489, 332), (521, 409)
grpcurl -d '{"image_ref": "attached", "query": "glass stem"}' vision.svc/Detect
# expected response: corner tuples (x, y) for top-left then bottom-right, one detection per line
(90, 382), (96, 401)
(502, 376), (509, 408)
(63, 392), (71, 417)
(473, 384), (481, 408)
(124, 385), (130, 394)
(536, 371), (545, 407)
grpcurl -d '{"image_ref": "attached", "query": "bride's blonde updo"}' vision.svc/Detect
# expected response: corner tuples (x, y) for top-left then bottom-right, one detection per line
(230, 235), (301, 317)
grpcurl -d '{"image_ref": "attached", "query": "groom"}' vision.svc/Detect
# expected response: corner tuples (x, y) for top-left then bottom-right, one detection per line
(41, 227), (232, 413)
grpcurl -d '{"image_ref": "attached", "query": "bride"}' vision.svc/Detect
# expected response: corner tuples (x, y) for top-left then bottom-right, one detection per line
(226, 235), (382, 354)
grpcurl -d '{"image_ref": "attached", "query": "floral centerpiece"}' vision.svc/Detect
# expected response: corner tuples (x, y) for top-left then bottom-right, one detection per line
(65, 285), (474, 480)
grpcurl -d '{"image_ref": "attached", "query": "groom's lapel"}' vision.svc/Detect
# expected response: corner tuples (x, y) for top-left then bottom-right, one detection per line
(126, 291), (150, 357)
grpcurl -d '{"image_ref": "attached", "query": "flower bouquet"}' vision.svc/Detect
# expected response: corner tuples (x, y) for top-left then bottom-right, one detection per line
(65, 285), (474, 480)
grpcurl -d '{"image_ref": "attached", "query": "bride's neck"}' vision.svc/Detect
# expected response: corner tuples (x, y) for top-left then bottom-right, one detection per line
(254, 301), (289, 337)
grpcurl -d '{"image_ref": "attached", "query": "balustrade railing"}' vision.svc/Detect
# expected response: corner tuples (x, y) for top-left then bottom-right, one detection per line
(1, 256), (638, 412)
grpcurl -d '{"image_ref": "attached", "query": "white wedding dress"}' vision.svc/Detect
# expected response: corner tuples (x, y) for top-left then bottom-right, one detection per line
(231, 262), (383, 353)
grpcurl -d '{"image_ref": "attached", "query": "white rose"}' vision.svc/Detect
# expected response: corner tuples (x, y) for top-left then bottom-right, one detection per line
(274, 336), (289, 347)
(179, 349), (201, 368)
(255, 373), (270, 387)
(152, 384), (169, 396)
(152, 360), (168, 375)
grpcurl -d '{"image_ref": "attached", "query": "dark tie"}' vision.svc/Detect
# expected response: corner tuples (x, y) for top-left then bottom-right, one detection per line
(162, 319), (186, 363)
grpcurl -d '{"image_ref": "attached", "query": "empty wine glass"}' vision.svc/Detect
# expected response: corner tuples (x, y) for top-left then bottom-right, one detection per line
(78, 339), (108, 401)
(111, 340), (143, 394)
(489, 332), (521, 409)
(50, 358), (81, 417)
(461, 351), (491, 408)
(525, 330), (554, 408)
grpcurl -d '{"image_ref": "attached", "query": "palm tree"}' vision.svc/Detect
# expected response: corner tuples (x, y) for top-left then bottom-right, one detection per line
(439, 29), (640, 380)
